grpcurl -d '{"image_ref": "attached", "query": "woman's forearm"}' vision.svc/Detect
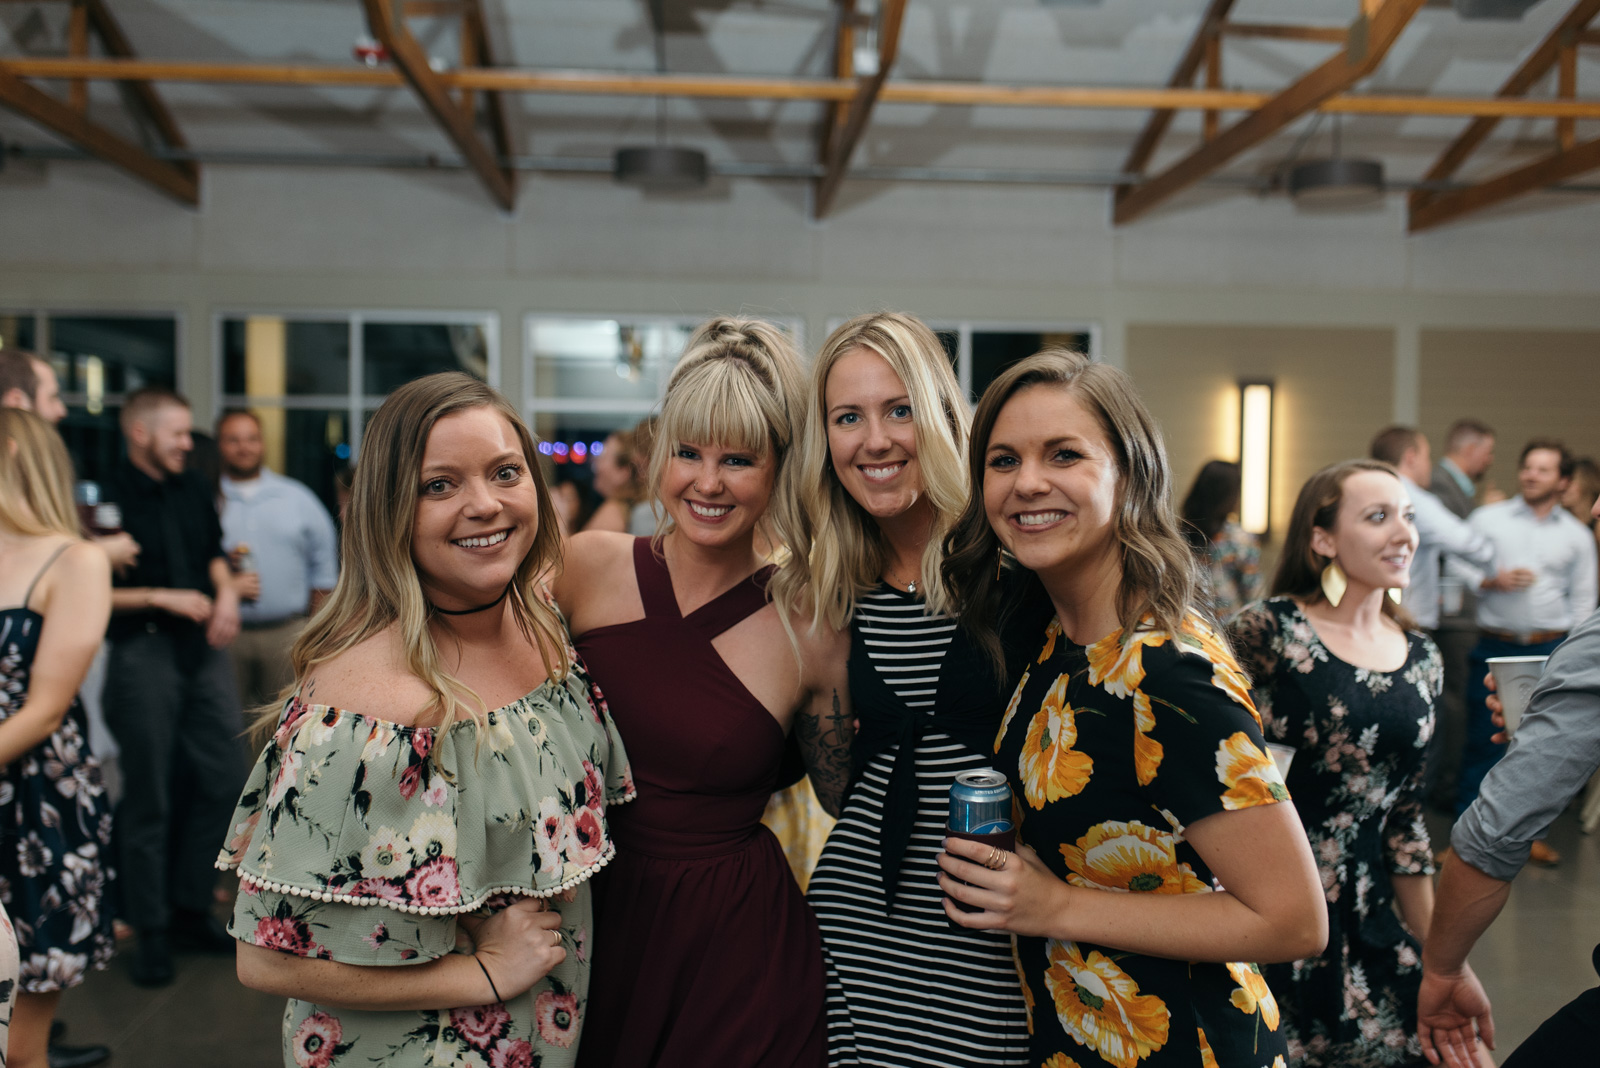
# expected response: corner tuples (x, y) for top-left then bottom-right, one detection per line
(0, 700), (69, 769)
(236, 942), (498, 1011)
(1051, 883), (1326, 964)
(1392, 872), (1436, 942)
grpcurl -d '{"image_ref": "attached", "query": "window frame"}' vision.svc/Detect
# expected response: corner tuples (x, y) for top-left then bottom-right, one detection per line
(823, 317), (1102, 400)
(521, 312), (805, 428)
(1, 305), (186, 411)
(211, 307), (501, 457)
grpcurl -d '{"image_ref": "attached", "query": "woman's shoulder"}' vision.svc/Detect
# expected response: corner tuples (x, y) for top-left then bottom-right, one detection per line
(301, 627), (436, 725)
(30, 537), (108, 607)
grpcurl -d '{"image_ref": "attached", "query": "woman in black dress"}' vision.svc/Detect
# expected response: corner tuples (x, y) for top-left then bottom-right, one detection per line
(0, 409), (116, 1068)
(1227, 460), (1467, 1067)
(936, 350), (1326, 1068)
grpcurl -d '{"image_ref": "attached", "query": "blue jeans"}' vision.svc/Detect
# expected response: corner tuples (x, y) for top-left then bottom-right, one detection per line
(1454, 633), (1566, 817)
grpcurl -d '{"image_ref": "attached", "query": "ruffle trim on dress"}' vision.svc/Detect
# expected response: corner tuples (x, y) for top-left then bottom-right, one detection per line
(215, 839), (619, 917)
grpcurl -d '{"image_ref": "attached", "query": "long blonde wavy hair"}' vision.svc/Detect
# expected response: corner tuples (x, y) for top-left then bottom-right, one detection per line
(648, 317), (807, 546)
(770, 312), (971, 631)
(274, 372), (570, 736)
(0, 408), (80, 538)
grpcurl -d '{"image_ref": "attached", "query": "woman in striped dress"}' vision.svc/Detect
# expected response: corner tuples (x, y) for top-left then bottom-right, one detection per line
(772, 313), (1040, 1067)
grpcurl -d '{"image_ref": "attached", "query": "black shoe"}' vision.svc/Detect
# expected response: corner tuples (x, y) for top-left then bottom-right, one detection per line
(169, 909), (233, 955)
(129, 930), (173, 987)
(48, 1041), (111, 1068)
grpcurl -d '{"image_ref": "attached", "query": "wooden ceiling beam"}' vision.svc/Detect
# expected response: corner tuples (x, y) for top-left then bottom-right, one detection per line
(1119, 0), (1236, 181)
(1113, 0), (1426, 225)
(1409, 0), (1600, 214)
(10, 57), (1600, 119)
(1409, 134), (1600, 231)
(361, 0), (513, 210)
(461, 0), (512, 180)
(0, 61), (198, 203)
(83, 0), (193, 180)
(1221, 23), (1348, 44)
(814, 0), (907, 219)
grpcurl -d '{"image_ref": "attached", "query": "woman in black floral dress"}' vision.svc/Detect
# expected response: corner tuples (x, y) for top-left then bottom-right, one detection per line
(938, 351), (1328, 1068)
(0, 409), (116, 1068)
(1227, 460), (1448, 1068)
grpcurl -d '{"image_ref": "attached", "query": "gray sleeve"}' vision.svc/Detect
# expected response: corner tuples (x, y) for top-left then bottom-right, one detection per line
(1452, 606), (1600, 881)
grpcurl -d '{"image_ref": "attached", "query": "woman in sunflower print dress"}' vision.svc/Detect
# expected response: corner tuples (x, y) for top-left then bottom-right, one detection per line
(1226, 461), (1471, 1068)
(938, 350), (1328, 1068)
(222, 374), (632, 1067)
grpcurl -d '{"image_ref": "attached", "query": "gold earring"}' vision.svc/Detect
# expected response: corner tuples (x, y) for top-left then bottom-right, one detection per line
(1388, 587), (1403, 605)
(1320, 562), (1347, 608)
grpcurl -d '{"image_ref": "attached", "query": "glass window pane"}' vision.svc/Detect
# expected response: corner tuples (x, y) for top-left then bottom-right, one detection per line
(934, 330), (959, 369)
(0, 314), (36, 351)
(47, 316), (178, 485)
(50, 316), (177, 396)
(362, 322), (488, 395)
(223, 318), (350, 397)
(528, 319), (692, 406)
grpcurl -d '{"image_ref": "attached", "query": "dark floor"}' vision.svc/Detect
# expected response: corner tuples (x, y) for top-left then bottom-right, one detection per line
(54, 811), (1600, 1067)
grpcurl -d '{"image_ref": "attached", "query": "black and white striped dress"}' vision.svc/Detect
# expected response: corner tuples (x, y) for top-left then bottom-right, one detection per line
(806, 586), (1030, 1067)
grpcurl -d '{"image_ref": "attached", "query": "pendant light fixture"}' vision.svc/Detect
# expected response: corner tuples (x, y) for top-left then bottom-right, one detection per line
(614, 0), (709, 191)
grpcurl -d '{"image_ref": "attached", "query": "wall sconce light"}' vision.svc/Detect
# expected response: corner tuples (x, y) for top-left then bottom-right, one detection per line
(1238, 380), (1274, 536)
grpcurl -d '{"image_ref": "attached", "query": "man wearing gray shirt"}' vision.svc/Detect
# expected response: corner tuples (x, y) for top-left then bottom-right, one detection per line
(1417, 596), (1600, 1066)
(1453, 440), (1597, 825)
(217, 410), (338, 709)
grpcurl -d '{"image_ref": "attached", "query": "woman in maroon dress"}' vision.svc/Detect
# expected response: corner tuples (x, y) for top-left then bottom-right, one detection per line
(557, 318), (852, 1068)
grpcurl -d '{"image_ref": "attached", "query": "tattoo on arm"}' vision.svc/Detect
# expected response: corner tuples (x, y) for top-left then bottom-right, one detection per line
(797, 688), (853, 818)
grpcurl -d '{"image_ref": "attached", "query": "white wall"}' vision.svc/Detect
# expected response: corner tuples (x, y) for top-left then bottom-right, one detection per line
(3, 158), (1600, 432)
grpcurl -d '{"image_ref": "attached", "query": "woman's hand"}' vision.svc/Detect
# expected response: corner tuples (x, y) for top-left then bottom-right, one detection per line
(468, 898), (566, 1002)
(937, 837), (1070, 938)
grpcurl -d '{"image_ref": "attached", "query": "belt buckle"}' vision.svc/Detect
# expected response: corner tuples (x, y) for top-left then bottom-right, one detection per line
(1515, 630), (1535, 645)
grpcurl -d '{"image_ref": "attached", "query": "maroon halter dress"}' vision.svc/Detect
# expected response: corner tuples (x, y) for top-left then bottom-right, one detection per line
(573, 537), (826, 1068)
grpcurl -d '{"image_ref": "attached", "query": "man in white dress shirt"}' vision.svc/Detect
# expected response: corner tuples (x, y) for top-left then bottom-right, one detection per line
(1455, 439), (1598, 828)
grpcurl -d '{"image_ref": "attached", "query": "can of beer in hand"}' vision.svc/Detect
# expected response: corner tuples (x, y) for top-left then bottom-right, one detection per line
(233, 544), (256, 574)
(947, 769), (1014, 837)
(945, 769), (1016, 923)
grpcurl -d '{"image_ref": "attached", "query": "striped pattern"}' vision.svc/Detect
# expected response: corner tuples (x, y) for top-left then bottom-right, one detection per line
(807, 588), (1030, 1067)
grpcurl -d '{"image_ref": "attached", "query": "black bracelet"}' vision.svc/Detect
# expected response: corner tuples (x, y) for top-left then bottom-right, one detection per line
(475, 954), (503, 1004)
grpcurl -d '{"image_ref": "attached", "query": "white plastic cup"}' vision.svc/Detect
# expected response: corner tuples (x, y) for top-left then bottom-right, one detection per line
(1265, 743), (1296, 780)
(1438, 577), (1465, 617)
(1486, 655), (1549, 737)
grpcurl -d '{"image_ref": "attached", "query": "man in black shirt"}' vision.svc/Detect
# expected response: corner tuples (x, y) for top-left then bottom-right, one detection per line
(103, 387), (247, 987)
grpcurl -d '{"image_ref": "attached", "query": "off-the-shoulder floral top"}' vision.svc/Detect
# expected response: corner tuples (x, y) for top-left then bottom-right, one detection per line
(217, 658), (633, 1068)
(1226, 597), (1440, 1067)
(995, 613), (1292, 1068)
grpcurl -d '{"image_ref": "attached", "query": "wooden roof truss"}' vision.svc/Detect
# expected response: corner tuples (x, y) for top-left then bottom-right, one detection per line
(0, 0), (1597, 229)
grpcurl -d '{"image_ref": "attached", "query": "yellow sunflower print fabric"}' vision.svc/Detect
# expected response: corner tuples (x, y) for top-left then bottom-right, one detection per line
(995, 614), (1290, 1068)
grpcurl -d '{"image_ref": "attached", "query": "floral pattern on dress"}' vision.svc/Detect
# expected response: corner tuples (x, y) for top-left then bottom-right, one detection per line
(220, 655), (631, 1068)
(1204, 523), (1263, 621)
(997, 612), (1290, 1068)
(0, 610), (115, 993)
(1226, 597), (1440, 1068)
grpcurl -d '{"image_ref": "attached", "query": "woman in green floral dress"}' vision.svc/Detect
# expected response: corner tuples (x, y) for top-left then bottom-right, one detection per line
(219, 373), (632, 1068)
(937, 351), (1328, 1068)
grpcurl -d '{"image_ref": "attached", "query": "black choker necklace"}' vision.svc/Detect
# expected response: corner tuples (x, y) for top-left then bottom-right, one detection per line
(430, 584), (512, 616)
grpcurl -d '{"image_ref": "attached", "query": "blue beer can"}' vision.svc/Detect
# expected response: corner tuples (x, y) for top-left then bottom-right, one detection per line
(947, 769), (1013, 836)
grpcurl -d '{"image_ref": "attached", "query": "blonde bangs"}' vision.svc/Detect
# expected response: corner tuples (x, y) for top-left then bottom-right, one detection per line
(650, 356), (784, 490)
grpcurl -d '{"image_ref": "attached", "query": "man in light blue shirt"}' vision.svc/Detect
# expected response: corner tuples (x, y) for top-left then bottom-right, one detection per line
(1453, 438), (1598, 823)
(217, 410), (338, 709)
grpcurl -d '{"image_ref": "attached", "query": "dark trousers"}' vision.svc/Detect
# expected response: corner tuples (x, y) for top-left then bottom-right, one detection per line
(1425, 625), (1478, 809)
(1455, 633), (1566, 817)
(103, 627), (246, 930)
(1500, 944), (1600, 1066)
